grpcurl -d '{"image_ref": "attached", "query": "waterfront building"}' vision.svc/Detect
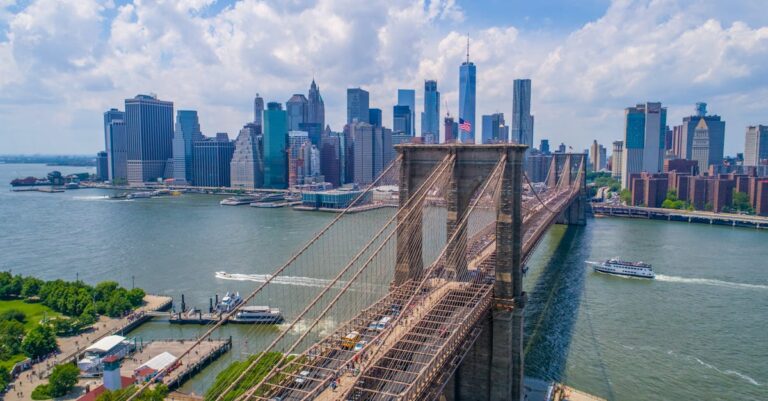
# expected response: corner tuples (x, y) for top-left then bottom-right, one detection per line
(393, 105), (412, 135)
(421, 80), (440, 141)
(744, 125), (768, 166)
(307, 79), (325, 132)
(397, 89), (416, 136)
(677, 103), (725, 166)
(172, 110), (203, 185)
(230, 123), (263, 189)
(621, 102), (667, 189)
(557, 143), (567, 153)
(629, 173), (668, 208)
(511, 79), (534, 151)
(612, 141), (624, 179)
(96, 151), (108, 181)
(301, 189), (367, 210)
(254, 94), (264, 127)
(263, 102), (288, 189)
(347, 88), (370, 124)
(105, 118), (128, 183)
(459, 41), (476, 143)
(192, 133), (234, 187)
(369, 108), (382, 128)
(286, 94), (308, 131)
(756, 180), (768, 216)
(320, 132), (342, 188)
(125, 94), (174, 183)
(444, 114), (458, 143)
(481, 113), (508, 144)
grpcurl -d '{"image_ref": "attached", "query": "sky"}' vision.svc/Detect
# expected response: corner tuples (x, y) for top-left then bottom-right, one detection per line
(1, 0), (767, 156)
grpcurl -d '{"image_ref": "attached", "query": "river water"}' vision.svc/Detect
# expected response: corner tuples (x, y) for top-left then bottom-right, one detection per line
(1, 164), (765, 400)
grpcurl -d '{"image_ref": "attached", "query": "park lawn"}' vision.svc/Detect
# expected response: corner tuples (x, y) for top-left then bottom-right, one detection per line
(0, 299), (61, 370)
(0, 299), (60, 331)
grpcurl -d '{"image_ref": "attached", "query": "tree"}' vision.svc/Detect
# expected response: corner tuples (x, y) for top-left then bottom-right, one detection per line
(0, 366), (10, 393)
(0, 309), (26, 323)
(22, 325), (57, 359)
(21, 277), (45, 298)
(0, 320), (25, 359)
(127, 288), (146, 307)
(620, 189), (632, 204)
(96, 384), (169, 401)
(731, 190), (753, 213)
(94, 281), (119, 302)
(48, 363), (80, 397)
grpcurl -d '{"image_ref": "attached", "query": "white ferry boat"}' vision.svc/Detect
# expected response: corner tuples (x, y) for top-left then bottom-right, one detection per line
(216, 292), (242, 312)
(220, 196), (257, 206)
(593, 258), (655, 279)
(230, 305), (284, 324)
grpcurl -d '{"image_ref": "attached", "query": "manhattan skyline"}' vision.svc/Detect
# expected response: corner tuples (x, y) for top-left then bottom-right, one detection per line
(1, 0), (767, 155)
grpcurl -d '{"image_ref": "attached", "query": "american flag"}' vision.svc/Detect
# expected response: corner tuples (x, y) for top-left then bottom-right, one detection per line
(459, 118), (471, 132)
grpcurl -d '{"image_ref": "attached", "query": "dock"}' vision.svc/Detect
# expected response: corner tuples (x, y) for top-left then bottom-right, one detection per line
(121, 338), (231, 390)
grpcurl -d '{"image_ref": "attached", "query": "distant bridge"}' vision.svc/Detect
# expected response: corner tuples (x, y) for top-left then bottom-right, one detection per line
(127, 144), (586, 401)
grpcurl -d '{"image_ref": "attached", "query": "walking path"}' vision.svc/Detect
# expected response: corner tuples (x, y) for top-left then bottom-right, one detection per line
(5, 295), (172, 401)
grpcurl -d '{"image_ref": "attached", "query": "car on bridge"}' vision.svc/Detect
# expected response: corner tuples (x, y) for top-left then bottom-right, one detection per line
(342, 331), (361, 349)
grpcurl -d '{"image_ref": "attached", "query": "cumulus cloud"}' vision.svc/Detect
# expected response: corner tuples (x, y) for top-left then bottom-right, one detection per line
(0, 0), (766, 155)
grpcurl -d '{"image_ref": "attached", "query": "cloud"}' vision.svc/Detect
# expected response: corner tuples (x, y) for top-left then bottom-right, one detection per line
(0, 0), (766, 156)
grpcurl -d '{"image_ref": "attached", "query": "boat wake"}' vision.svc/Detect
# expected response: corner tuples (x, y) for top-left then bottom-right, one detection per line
(655, 274), (768, 291)
(72, 195), (110, 201)
(215, 271), (341, 288)
(668, 350), (762, 386)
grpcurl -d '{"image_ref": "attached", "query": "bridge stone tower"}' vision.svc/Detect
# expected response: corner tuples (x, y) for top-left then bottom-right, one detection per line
(394, 144), (527, 401)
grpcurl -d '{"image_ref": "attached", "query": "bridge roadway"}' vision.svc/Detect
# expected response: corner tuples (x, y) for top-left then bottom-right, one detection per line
(253, 182), (581, 401)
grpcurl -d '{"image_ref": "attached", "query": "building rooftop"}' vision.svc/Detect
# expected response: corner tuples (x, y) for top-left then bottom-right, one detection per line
(85, 335), (126, 353)
(137, 351), (177, 372)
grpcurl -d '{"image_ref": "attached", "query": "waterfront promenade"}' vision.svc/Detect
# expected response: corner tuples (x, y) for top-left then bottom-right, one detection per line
(592, 204), (768, 229)
(5, 295), (172, 401)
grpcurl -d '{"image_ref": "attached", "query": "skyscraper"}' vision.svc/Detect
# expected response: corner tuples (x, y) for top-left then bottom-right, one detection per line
(481, 113), (507, 144)
(172, 110), (203, 185)
(540, 139), (550, 155)
(263, 102), (288, 188)
(347, 88), (370, 124)
(393, 105), (412, 135)
(678, 103), (725, 169)
(103, 109), (127, 183)
(744, 125), (768, 167)
(590, 140), (606, 172)
(288, 131), (310, 188)
(348, 121), (391, 185)
(307, 79), (325, 129)
(254, 94), (264, 127)
(96, 151), (108, 181)
(369, 108), (383, 128)
(444, 114), (458, 144)
(459, 42), (476, 144)
(230, 123), (263, 189)
(397, 89), (416, 136)
(192, 133), (234, 187)
(320, 130), (342, 187)
(125, 94), (174, 183)
(286, 94), (308, 131)
(612, 141), (624, 179)
(621, 102), (667, 188)
(421, 80), (440, 141)
(511, 79), (534, 150)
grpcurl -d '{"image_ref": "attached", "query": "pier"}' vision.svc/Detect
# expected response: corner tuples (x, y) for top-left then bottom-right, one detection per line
(121, 338), (231, 390)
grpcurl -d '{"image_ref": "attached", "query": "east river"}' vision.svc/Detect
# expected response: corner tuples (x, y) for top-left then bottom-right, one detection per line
(1, 164), (766, 400)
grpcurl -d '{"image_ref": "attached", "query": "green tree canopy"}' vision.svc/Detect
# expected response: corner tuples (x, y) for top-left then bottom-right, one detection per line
(48, 363), (80, 397)
(21, 324), (57, 359)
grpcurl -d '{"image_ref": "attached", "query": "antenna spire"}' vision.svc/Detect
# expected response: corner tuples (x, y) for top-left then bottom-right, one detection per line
(466, 34), (470, 63)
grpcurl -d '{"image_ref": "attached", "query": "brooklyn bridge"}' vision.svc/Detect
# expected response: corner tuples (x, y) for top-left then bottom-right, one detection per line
(131, 144), (587, 401)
